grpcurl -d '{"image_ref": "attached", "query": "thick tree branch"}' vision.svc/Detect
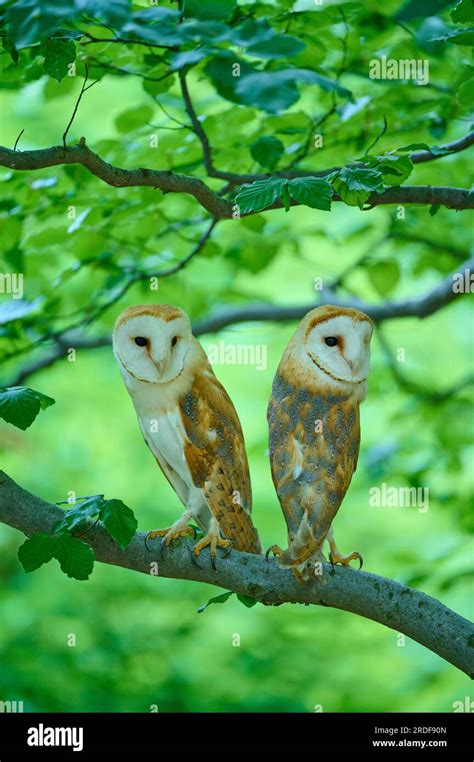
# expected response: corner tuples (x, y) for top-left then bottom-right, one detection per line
(0, 144), (473, 213)
(410, 131), (474, 164)
(319, 255), (474, 321)
(0, 471), (472, 676)
(3, 257), (472, 387)
(0, 144), (231, 218)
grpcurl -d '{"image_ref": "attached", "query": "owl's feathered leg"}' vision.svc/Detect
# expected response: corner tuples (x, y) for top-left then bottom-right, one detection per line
(145, 509), (196, 551)
(266, 540), (324, 585)
(326, 526), (363, 569)
(193, 516), (232, 568)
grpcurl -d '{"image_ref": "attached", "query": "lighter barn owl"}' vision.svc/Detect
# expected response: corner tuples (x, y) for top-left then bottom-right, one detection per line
(113, 304), (261, 563)
(267, 305), (373, 582)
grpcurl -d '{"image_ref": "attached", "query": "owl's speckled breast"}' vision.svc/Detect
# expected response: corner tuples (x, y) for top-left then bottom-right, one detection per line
(268, 371), (360, 538)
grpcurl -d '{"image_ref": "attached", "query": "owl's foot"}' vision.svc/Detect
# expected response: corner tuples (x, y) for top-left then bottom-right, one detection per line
(265, 544), (284, 560)
(266, 545), (323, 584)
(326, 527), (363, 569)
(145, 520), (196, 551)
(328, 544), (363, 569)
(193, 523), (232, 570)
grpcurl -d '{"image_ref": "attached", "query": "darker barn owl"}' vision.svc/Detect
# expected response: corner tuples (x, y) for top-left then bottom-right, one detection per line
(267, 305), (373, 582)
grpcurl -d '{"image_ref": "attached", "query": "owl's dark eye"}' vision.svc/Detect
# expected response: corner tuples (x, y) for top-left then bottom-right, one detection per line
(134, 336), (148, 347)
(171, 336), (178, 347)
(324, 336), (338, 347)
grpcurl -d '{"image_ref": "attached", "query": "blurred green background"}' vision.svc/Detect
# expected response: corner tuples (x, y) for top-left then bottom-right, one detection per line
(0, 0), (473, 713)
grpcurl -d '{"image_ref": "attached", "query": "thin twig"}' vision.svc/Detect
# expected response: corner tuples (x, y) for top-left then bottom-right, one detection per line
(13, 129), (24, 151)
(364, 115), (388, 156)
(62, 64), (99, 148)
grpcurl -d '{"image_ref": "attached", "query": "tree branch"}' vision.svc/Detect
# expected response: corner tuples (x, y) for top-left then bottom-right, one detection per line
(3, 257), (472, 387)
(319, 255), (474, 321)
(0, 144), (473, 214)
(0, 471), (472, 676)
(376, 329), (474, 402)
(0, 144), (231, 218)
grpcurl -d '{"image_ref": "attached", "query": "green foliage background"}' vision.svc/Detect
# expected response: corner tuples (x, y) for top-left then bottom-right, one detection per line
(0, 0), (472, 712)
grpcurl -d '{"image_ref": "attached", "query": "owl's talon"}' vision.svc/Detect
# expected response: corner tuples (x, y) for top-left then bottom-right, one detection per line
(193, 521), (232, 569)
(145, 533), (157, 553)
(265, 544), (284, 561)
(145, 521), (196, 552)
(329, 549), (363, 569)
(188, 546), (202, 568)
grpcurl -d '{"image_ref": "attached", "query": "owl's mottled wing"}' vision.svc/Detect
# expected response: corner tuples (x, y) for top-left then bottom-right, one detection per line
(179, 369), (261, 554)
(268, 372), (360, 565)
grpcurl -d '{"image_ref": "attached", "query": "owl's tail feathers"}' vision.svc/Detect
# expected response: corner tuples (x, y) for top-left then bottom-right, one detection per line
(232, 509), (262, 555)
(215, 500), (262, 555)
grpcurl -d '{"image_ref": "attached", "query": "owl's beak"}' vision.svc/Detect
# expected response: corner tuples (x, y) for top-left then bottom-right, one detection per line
(150, 348), (170, 378)
(152, 359), (164, 376)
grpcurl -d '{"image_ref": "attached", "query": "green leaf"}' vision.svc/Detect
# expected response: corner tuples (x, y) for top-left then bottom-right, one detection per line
(236, 594), (258, 608)
(457, 78), (474, 110)
(99, 499), (138, 549)
(231, 17), (274, 46)
(237, 72), (299, 113)
(18, 533), (56, 573)
(235, 69), (351, 114)
(247, 34), (305, 59)
(2, 31), (19, 63)
(0, 387), (55, 431)
(53, 534), (95, 581)
(367, 260), (400, 296)
(288, 177), (333, 211)
(284, 68), (352, 98)
(451, 0), (474, 24)
(432, 28), (474, 45)
(115, 105), (154, 133)
(81, 0), (130, 27)
(0, 216), (22, 251)
(226, 238), (277, 273)
(365, 154), (413, 186)
(43, 39), (76, 82)
(396, 143), (449, 156)
(197, 591), (234, 613)
(250, 136), (284, 169)
(7, 1), (80, 48)
(171, 48), (211, 70)
(54, 496), (103, 534)
(205, 56), (257, 105)
(429, 204), (441, 216)
(235, 178), (287, 214)
(184, 0), (236, 21)
(332, 167), (384, 209)
(397, 0), (453, 21)
(235, 176), (333, 214)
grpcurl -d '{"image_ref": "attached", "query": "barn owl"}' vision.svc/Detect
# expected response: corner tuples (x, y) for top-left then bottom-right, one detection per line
(267, 305), (373, 583)
(113, 304), (261, 563)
